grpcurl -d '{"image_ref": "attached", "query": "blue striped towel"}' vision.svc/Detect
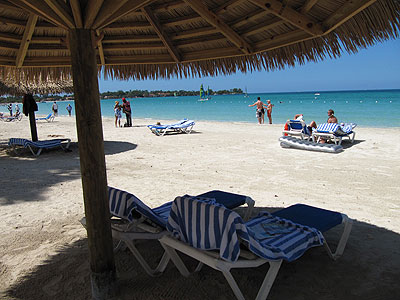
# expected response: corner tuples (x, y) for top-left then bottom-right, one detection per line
(316, 123), (356, 136)
(8, 138), (65, 149)
(167, 196), (324, 263)
(108, 187), (217, 228)
(108, 186), (170, 227)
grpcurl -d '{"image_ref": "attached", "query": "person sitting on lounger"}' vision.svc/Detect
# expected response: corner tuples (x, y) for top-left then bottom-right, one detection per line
(293, 114), (317, 134)
(327, 109), (338, 124)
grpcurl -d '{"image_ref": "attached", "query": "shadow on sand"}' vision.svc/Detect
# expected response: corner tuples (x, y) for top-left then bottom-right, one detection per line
(3, 206), (400, 300)
(0, 140), (137, 205)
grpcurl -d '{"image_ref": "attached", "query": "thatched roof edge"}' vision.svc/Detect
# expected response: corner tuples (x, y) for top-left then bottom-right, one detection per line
(0, 0), (398, 82)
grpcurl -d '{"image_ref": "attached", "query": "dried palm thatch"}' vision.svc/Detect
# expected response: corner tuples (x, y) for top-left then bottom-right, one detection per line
(0, 0), (398, 81)
(0, 79), (73, 96)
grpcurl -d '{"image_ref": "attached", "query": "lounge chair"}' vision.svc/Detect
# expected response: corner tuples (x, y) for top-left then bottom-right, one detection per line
(102, 187), (255, 276)
(36, 113), (55, 122)
(147, 119), (195, 136)
(282, 119), (312, 140)
(160, 196), (352, 300)
(0, 112), (22, 122)
(8, 138), (71, 156)
(312, 123), (356, 145)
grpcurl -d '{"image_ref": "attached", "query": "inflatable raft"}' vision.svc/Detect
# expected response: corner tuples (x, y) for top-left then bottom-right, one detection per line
(279, 136), (343, 153)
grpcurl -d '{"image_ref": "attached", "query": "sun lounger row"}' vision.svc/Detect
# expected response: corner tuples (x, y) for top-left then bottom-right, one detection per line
(82, 186), (352, 300)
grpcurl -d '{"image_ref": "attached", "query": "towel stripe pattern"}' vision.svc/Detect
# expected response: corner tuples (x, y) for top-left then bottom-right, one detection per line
(8, 138), (65, 149)
(167, 196), (324, 263)
(316, 123), (356, 136)
(108, 187), (217, 228)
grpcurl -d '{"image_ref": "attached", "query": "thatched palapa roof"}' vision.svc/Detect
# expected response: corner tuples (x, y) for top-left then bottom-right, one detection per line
(0, 79), (73, 96)
(0, 0), (398, 81)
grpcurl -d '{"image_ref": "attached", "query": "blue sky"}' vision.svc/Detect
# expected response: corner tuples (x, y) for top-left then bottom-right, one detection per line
(98, 38), (400, 93)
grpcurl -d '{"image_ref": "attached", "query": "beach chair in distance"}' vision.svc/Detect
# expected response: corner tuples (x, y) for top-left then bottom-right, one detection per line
(8, 138), (71, 156)
(282, 119), (312, 140)
(90, 187), (255, 277)
(312, 123), (356, 145)
(0, 112), (22, 122)
(147, 119), (195, 136)
(36, 113), (55, 122)
(160, 196), (327, 300)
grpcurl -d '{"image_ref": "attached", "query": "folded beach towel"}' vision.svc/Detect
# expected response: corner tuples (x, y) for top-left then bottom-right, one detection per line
(167, 196), (324, 262)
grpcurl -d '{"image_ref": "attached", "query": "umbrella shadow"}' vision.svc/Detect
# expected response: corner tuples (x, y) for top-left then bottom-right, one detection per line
(3, 207), (400, 300)
(0, 139), (136, 205)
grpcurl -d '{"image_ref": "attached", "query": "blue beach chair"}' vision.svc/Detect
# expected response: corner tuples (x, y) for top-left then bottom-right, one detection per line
(8, 138), (71, 156)
(98, 187), (255, 276)
(35, 113), (55, 122)
(282, 119), (312, 140)
(147, 119), (195, 136)
(312, 123), (356, 145)
(160, 196), (352, 300)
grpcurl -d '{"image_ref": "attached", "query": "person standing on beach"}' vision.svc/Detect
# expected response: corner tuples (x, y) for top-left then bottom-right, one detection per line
(248, 97), (265, 124)
(122, 98), (132, 127)
(114, 101), (122, 127)
(66, 104), (72, 116)
(52, 101), (58, 116)
(7, 103), (12, 116)
(15, 104), (20, 116)
(266, 100), (274, 124)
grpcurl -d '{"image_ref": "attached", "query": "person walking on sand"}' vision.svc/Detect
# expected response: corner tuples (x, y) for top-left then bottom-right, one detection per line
(266, 99), (274, 124)
(66, 103), (72, 116)
(52, 101), (58, 116)
(248, 97), (266, 124)
(114, 101), (122, 127)
(7, 103), (12, 116)
(122, 97), (132, 127)
(15, 104), (20, 116)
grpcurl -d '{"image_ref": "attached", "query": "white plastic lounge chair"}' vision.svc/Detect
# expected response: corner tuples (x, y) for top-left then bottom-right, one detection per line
(160, 196), (352, 300)
(36, 113), (55, 122)
(282, 119), (312, 140)
(312, 123), (356, 145)
(161, 196), (328, 300)
(103, 187), (255, 276)
(8, 138), (71, 156)
(147, 119), (195, 136)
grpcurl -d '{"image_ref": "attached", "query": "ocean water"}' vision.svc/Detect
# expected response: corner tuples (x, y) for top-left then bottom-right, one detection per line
(3, 89), (399, 128)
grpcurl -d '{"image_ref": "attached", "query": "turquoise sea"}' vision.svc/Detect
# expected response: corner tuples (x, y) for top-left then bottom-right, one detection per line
(3, 89), (400, 128)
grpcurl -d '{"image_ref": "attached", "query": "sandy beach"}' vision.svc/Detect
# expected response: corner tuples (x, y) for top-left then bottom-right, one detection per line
(0, 115), (399, 300)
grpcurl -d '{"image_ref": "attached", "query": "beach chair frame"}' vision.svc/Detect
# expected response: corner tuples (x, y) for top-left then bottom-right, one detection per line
(282, 119), (312, 141)
(160, 235), (283, 300)
(8, 138), (71, 156)
(83, 187), (255, 277)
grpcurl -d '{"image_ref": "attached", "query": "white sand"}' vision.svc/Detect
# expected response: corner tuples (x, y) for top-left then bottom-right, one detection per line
(0, 115), (399, 300)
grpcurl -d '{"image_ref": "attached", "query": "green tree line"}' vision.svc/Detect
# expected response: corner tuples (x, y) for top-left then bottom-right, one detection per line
(0, 88), (243, 103)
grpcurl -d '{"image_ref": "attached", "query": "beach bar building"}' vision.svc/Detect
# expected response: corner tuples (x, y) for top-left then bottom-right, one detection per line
(0, 0), (398, 298)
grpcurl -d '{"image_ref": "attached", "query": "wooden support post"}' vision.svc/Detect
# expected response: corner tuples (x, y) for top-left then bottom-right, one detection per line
(68, 28), (117, 299)
(28, 110), (38, 141)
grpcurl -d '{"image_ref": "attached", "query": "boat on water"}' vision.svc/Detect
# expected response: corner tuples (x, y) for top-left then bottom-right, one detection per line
(314, 93), (320, 96)
(244, 86), (249, 97)
(198, 84), (210, 101)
